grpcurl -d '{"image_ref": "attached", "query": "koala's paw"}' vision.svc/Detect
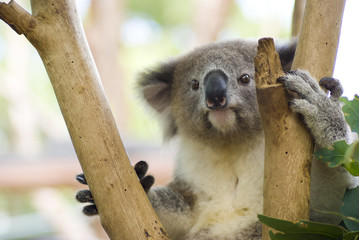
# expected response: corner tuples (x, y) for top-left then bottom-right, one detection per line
(76, 174), (98, 216)
(277, 70), (347, 147)
(319, 77), (343, 99)
(75, 161), (155, 216)
(134, 161), (155, 193)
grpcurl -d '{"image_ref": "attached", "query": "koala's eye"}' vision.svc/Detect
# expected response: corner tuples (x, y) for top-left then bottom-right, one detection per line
(191, 79), (200, 91)
(238, 74), (251, 84)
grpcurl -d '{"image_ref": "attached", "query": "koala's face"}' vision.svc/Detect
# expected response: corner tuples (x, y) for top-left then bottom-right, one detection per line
(171, 41), (262, 142)
(138, 39), (295, 144)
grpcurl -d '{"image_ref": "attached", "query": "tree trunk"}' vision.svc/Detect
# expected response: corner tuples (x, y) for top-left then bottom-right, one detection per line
(257, 1), (345, 239)
(291, 0), (306, 37)
(0, 1), (169, 239)
(255, 38), (313, 240)
(292, 0), (345, 80)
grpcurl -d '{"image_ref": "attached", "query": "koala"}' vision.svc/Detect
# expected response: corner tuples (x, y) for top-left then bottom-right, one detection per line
(77, 38), (358, 240)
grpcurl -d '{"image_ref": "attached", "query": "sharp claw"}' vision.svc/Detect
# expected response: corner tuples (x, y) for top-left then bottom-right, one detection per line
(134, 161), (149, 180)
(276, 76), (286, 84)
(83, 204), (98, 216)
(76, 190), (94, 203)
(319, 77), (343, 98)
(141, 175), (155, 193)
(76, 173), (87, 185)
(287, 70), (297, 75)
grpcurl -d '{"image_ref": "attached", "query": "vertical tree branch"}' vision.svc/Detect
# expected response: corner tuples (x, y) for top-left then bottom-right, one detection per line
(292, 0), (346, 80)
(0, 1), (169, 239)
(291, 0), (306, 37)
(258, 1), (345, 239)
(255, 38), (313, 240)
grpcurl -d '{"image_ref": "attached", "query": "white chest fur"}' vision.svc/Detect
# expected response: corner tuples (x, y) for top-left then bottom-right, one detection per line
(174, 136), (265, 235)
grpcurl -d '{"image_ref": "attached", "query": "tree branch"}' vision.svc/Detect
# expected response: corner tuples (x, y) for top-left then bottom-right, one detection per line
(0, 0), (35, 35)
(291, 0), (306, 37)
(258, 1), (345, 239)
(292, 0), (346, 80)
(0, 0), (169, 239)
(255, 38), (313, 240)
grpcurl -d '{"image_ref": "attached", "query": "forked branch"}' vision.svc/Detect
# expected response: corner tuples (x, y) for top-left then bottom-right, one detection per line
(0, 1), (35, 35)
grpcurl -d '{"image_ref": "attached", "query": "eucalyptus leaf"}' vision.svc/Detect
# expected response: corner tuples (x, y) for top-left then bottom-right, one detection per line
(314, 140), (349, 168)
(342, 141), (359, 176)
(341, 186), (359, 231)
(258, 215), (344, 238)
(341, 95), (359, 133)
(343, 231), (359, 240)
(352, 142), (359, 163)
(269, 232), (338, 240)
(344, 161), (359, 176)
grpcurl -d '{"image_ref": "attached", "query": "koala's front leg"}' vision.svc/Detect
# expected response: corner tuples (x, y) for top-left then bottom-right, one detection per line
(277, 70), (359, 224)
(277, 70), (348, 148)
(76, 161), (154, 216)
(147, 180), (195, 239)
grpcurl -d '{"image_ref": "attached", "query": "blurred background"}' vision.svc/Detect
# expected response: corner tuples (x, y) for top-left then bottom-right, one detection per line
(0, 0), (358, 239)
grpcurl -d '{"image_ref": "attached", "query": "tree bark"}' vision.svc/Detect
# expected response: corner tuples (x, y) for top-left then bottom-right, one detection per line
(257, 1), (345, 239)
(292, 0), (345, 80)
(291, 0), (306, 37)
(0, 1), (169, 239)
(255, 38), (313, 240)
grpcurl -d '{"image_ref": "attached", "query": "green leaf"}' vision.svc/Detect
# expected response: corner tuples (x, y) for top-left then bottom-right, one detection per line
(314, 140), (359, 175)
(343, 141), (359, 176)
(258, 215), (344, 238)
(353, 142), (359, 163)
(341, 186), (359, 231)
(258, 215), (301, 233)
(269, 229), (359, 240)
(270, 232), (338, 240)
(315, 140), (349, 168)
(341, 95), (359, 133)
(343, 231), (359, 240)
(344, 161), (359, 176)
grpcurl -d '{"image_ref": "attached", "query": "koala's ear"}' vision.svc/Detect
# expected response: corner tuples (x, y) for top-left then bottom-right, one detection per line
(138, 60), (177, 113)
(276, 39), (297, 72)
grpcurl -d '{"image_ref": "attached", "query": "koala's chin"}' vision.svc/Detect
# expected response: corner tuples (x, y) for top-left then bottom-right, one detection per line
(207, 108), (237, 133)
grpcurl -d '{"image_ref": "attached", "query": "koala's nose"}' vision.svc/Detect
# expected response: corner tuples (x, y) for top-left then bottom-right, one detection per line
(204, 70), (228, 110)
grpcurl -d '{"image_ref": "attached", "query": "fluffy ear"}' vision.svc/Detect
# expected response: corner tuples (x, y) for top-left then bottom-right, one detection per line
(137, 60), (178, 139)
(276, 38), (297, 72)
(138, 60), (177, 113)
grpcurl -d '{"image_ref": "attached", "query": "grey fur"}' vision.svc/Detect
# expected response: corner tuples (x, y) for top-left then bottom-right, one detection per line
(278, 70), (348, 148)
(137, 39), (358, 239)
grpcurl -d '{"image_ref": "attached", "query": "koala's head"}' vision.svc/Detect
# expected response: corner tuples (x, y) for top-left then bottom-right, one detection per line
(138, 39), (295, 145)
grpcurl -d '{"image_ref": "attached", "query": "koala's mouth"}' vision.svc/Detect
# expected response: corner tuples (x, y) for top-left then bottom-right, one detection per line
(207, 108), (237, 133)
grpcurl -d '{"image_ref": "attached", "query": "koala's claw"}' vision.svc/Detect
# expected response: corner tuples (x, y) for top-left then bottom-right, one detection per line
(319, 77), (343, 99)
(134, 161), (155, 193)
(83, 204), (98, 216)
(134, 160), (149, 179)
(277, 70), (320, 101)
(76, 173), (87, 185)
(141, 175), (155, 193)
(278, 69), (347, 147)
(76, 161), (155, 216)
(76, 189), (94, 203)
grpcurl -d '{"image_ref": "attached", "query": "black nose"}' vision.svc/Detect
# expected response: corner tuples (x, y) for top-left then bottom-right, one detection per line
(204, 70), (228, 110)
